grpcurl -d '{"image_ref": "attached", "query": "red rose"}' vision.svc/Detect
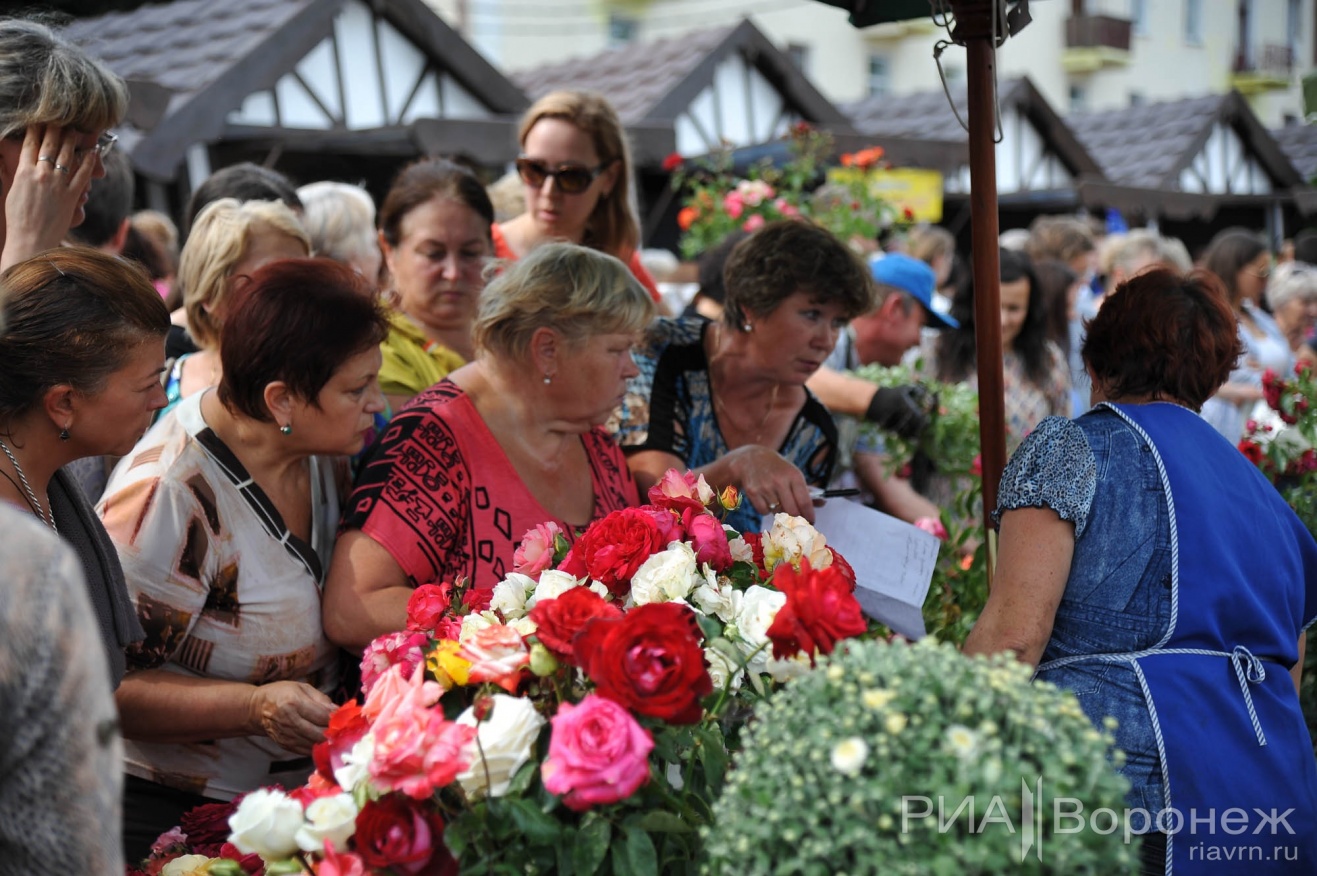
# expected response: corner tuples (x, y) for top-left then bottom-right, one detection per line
(406, 584), (452, 631)
(765, 560), (868, 662)
(563, 508), (666, 597)
(217, 842), (263, 873)
(682, 508), (733, 571)
(314, 699), (370, 782)
(826, 546), (857, 589)
(573, 602), (712, 724)
(178, 797), (240, 854)
(738, 531), (769, 578)
(354, 795), (455, 876)
(1239, 439), (1265, 466)
(662, 152), (683, 172)
(529, 586), (623, 663)
(462, 587), (492, 614)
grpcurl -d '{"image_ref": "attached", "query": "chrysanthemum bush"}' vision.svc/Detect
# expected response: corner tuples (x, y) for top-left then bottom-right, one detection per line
(143, 469), (878, 875)
(1238, 361), (1317, 753)
(702, 638), (1137, 875)
(669, 123), (908, 260)
(849, 362), (989, 644)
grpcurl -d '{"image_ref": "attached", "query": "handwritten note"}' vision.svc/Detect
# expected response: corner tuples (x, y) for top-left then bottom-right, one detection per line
(807, 499), (940, 639)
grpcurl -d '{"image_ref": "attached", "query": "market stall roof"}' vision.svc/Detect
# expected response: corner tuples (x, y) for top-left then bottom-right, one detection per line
(65, 0), (529, 182)
(1271, 122), (1317, 184)
(509, 18), (858, 165)
(1068, 91), (1312, 219)
(842, 76), (1102, 206)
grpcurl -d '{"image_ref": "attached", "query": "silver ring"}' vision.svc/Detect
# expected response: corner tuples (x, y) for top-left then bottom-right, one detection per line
(53, 163), (70, 174)
(768, 501), (781, 511)
(37, 155), (56, 163)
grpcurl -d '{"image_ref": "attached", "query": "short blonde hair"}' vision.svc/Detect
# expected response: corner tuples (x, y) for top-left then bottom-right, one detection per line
(1266, 261), (1317, 312)
(296, 181), (378, 267)
(178, 198), (309, 349)
(0, 18), (127, 138)
(475, 243), (655, 363)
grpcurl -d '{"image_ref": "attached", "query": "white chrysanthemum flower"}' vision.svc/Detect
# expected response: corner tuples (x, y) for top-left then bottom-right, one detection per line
(944, 724), (980, 760)
(862, 688), (897, 710)
(829, 737), (869, 776)
(884, 712), (909, 735)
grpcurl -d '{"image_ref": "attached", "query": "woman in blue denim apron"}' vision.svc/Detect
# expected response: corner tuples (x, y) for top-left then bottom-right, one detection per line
(966, 267), (1317, 875)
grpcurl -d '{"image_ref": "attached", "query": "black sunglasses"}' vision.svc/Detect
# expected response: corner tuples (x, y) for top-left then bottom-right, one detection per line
(515, 157), (613, 195)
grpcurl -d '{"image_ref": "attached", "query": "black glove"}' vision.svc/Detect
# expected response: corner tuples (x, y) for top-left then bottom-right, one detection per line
(864, 384), (931, 440)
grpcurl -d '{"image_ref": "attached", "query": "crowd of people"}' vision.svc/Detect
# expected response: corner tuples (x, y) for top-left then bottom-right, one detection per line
(2, 15), (1317, 876)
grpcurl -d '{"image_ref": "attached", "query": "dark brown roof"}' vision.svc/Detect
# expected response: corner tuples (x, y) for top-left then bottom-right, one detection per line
(842, 77), (1102, 179)
(1272, 123), (1317, 182)
(65, 0), (527, 180)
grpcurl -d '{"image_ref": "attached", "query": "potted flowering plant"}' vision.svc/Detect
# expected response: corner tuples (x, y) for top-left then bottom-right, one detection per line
(670, 123), (908, 259)
(152, 469), (875, 874)
(1237, 361), (1317, 753)
(703, 637), (1138, 875)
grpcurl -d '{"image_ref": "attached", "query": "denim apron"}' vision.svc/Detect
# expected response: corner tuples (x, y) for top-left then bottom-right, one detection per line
(1037, 403), (1317, 874)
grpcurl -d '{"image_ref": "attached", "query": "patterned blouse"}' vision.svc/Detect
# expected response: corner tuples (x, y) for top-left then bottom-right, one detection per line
(612, 316), (838, 532)
(341, 380), (639, 590)
(98, 392), (343, 801)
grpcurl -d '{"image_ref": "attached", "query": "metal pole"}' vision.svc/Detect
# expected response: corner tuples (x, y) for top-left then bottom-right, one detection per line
(953, 1), (1006, 588)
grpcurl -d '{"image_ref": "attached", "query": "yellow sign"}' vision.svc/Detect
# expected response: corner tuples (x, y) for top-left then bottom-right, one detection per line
(828, 167), (945, 223)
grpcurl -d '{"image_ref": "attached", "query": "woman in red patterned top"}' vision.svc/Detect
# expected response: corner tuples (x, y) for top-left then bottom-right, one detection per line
(324, 242), (655, 650)
(494, 90), (662, 303)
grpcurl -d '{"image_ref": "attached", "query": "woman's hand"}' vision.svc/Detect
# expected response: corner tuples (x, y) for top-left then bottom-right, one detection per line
(1, 125), (97, 270)
(247, 681), (335, 754)
(727, 445), (817, 523)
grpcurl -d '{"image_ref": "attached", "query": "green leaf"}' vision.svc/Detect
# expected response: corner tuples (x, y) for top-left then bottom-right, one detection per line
(506, 757), (539, 796)
(695, 725), (728, 789)
(629, 810), (693, 834)
(622, 825), (659, 876)
(508, 797), (562, 845)
(694, 610), (723, 642)
(574, 814), (612, 875)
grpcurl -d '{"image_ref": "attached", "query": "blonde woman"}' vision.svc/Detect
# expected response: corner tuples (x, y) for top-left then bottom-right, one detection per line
(496, 90), (661, 302)
(161, 198), (310, 417)
(296, 180), (382, 283)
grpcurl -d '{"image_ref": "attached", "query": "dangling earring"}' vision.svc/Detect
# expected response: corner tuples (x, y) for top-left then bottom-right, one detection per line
(280, 424), (292, 436)
(59, 426), (70, 441)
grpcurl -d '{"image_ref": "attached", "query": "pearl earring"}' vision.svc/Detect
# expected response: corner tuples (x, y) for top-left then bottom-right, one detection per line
(280, 424), (292, 436)
(543, 375), (552, 385)
(743, 323), (753, 332)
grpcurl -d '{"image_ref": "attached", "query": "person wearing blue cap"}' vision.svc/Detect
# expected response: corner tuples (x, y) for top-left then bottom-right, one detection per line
(811, 253), (956, 524)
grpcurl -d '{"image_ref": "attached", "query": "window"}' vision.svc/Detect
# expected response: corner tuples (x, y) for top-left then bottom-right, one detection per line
(787, 42), (809, 74)
(1130, 0), (1149, 36)
(1287, 0), (1301, 66)
(608, 14), (637, 46)
(867, 54), (889, 97)
(1184, 0), (1203, 45)
(1069, 83), (1087, 113)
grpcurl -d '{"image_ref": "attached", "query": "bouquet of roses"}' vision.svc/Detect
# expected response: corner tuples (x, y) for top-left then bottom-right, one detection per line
(172, 469), (871, 875)
(1239, 362), (1317, 534)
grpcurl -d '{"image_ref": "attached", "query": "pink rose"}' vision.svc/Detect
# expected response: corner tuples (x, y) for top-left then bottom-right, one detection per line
(723, 191), (745, 219)
(360, 630), (429, 697)
(513, 521), (565, 578)
(646, 468), (714, 515)
(775, 197), (800, 218)
(681, 508), (733, 571)
(742, 213), (766, 233)
(369, 667), (475, 799)
(642, 505), (684, 544)
(913, 516), (949, 541)
(318, 841), (366, 876)
(541, 695), (654, 811)
(460, 623), (530, 693)
(406, 584), (451, 632)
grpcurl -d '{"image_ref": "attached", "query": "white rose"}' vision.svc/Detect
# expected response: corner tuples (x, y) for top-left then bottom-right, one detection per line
(507, 615), (539, 638)
(526, 569), (582, 609)
(766, 651), (812, 684)
(161, 856), (214, 876)
(588, 580), (610, 599)
(733, 585), (787, 675)
(460, 610), (498, 643)
(333, 732), (375, 793)
(630, 542), (700, 605)
(490, 574), (534, 619)
(762, 514), (831, 572)
(704, 646), (743, 693)
(228, 787), (304, 861)
(294, 792), (359, 853)
(690, 575), (741, 623)
(455, 694), (546, 798)
(693, 473), (716, 506)
(726, 531), (754, 565)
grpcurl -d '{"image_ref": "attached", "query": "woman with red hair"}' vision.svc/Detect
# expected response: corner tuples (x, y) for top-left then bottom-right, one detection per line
(965, 268), (1317, 876)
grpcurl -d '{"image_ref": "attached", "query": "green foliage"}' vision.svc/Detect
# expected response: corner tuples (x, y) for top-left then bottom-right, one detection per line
(702, 639), (1138, 875)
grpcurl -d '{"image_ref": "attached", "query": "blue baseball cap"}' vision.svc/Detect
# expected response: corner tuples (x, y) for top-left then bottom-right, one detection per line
(870, 253), (959, 329)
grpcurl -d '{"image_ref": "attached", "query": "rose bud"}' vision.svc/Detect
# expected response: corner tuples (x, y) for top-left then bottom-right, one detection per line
(529, 642), (559, 677)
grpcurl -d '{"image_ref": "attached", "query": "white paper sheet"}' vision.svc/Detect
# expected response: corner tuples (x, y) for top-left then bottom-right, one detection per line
(806, 499), (940, 639)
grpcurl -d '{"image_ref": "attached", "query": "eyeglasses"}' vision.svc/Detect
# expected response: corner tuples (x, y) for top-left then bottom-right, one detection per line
(515, 157), (612, 195)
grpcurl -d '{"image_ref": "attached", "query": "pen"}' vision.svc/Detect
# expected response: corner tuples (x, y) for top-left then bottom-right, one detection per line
(809, 487), (861, 499)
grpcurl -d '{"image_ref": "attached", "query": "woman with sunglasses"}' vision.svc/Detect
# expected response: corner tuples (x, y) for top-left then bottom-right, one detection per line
(0, 18), (123, 271)
(376, 158), (494, 411)
(1198, 227), (1291, 443)
(497, 90), (662, 303)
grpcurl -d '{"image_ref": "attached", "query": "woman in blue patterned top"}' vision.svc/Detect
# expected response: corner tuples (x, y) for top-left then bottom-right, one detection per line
(614, 221), (874, 532)
(964, 268), (1317, 876)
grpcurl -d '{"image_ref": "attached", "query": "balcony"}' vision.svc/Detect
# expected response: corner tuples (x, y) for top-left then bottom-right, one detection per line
(1231, 43), (1294, 95)
(1062, 15), (1133, 74)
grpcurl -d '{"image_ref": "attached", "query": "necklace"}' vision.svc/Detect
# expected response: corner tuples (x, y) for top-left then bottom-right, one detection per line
(708, 322), (782, 446)
(0, 437), (56, 532)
